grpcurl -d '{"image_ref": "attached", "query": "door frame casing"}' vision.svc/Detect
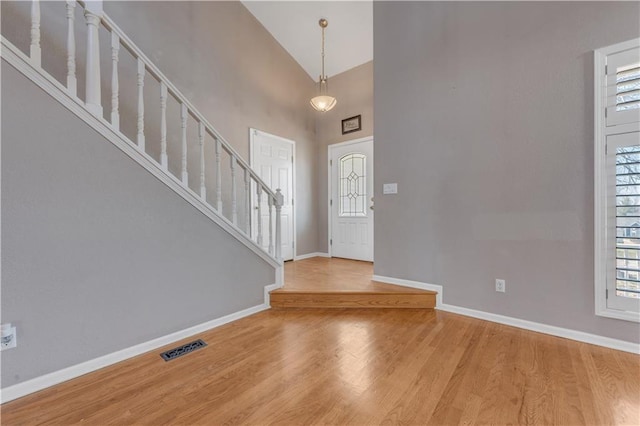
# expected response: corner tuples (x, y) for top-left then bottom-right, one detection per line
(327, 136), (374, 259)
(249, 128), (297, 260)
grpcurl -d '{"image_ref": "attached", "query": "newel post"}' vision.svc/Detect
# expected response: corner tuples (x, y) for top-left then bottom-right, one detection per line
(275, 189), (284, 261)
(84, 0), (103, 117)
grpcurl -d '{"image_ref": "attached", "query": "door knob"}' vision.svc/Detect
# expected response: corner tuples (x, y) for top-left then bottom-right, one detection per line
(370, 205), (374, 210)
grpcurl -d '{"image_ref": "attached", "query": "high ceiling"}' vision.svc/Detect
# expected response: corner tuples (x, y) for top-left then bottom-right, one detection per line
(242, 1), (373, 81)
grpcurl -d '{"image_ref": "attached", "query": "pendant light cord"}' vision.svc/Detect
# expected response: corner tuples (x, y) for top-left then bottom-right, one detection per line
(321, 24), (326, 80)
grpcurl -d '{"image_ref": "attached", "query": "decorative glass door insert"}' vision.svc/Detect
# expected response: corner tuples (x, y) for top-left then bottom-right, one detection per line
(339, 153), (367, 217)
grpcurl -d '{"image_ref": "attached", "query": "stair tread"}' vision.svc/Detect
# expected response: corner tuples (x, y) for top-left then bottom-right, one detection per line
(271, 288), (437, 295)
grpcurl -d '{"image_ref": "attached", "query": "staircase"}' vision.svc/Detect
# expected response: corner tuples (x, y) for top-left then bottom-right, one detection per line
(270, 258), (437, 309)
(1, 0), (283, 269)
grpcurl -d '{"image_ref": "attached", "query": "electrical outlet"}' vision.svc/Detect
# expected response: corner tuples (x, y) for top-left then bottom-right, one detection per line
(0, 324), (17, 350)
(495, 279), (506, 293)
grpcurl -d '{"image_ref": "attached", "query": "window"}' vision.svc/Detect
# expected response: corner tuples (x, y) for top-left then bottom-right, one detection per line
(339, 153), (367, 217)
(595, 38), (640, 322)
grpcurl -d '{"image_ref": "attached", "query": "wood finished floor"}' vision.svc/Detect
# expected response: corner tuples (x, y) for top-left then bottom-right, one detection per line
(3, 308), (639, 425)
(279, 257), (433, 293)
(270, 258), (436, 309)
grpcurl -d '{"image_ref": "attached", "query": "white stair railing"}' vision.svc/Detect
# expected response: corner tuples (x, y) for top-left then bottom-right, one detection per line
(5, 0), (284, 262)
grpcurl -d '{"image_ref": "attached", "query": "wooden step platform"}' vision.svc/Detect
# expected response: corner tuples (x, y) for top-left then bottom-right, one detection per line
(270, 288), (436, 309)
(270, 257), (436, 309)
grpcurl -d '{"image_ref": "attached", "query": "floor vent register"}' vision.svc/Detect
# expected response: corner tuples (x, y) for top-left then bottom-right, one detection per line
(160, 339), (207, 361)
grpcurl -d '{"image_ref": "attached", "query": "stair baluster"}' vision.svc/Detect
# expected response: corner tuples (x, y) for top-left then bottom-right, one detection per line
(257, 184), (263, 247)
(110, 33), (119, 130)
(244, 168), (251, 235)
(65, 0), (77, 96)
(231, 155), (237, 226)
(268, 196), (274, 255)
(215, 138), (222, 212)
(160, 82), (168, 170)
(84, 3), (102, 116)
(275, 189), (283, 260)
(180, 103), (188, 184)
(30, 0), (41, 67)
(136, 58), (145, 151)
(199, 122), (206, 200)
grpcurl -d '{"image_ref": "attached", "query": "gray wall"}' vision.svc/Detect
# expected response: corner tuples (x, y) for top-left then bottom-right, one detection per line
(374, 1), (640, 342)
(316, 61), (374, 252)
(1, 61), (274, 388)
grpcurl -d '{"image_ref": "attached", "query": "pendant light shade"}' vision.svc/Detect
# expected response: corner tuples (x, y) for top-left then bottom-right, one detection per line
(310, 79), (337, 112)
(310, 19), (336, 112)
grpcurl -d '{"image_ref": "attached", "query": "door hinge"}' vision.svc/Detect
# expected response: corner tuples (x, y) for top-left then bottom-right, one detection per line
(292, 241), (295, 249)
(330, 199), (333, 206)
(605, 64), (608, 75)
(330, 239), (333, 245)
(291, 156), (294, 164)
(330, 159), (333, 166)
(605, 144), (608, 155)
(606, 288), (609, 299)
(292, 198), (294, 206)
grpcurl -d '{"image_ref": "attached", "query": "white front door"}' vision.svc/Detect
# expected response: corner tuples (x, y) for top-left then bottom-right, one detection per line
(250, 129), (295, 261)
(330, 138), (374, 261)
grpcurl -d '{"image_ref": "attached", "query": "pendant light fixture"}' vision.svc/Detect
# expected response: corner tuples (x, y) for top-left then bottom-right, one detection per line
(310, 18), (337, 112)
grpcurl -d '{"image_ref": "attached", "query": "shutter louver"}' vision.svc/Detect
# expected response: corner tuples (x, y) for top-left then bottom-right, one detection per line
(616, 66), (640, 111)
(615, 145), (640, 299)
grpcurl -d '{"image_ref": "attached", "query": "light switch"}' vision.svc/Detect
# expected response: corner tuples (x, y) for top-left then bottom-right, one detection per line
(383, 183), (398, 194)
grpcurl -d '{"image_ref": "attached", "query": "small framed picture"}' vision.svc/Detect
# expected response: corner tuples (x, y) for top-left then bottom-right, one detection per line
(341, 115), (362, 135)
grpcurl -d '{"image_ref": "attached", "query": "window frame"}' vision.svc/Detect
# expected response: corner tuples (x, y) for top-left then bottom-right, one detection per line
(594, 38), (640, 323)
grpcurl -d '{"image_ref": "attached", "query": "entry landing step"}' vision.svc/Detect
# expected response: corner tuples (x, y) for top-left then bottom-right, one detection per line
(269, 284), (437, 309)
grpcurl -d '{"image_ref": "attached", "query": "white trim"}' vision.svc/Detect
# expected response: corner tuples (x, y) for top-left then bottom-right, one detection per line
(275, 265), (284, 288)
(438, 303), (640, 355)
(249, 128), (296, 261)
(372, 275), (443, 307)
(328, 136), (375, 149)
(1, 38), (280, 269)
(328, 136), (374, 258)
(594, 47), (607, 320)
(294, 252), (330, 261)
(264, 282), (282, 307)
(373, 274), (639, 354)
(594, 38), (640, 323)
(0, 294), (275, 403)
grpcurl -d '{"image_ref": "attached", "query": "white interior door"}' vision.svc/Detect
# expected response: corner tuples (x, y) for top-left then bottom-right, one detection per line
(250, 129), (294, 261)
(330, 138), (374, 261)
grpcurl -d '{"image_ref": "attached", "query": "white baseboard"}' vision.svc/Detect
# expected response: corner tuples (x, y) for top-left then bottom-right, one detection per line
(294, 252), (330, 261)
(372, 274), (443, 307)
(439, 303), (639, 354)
(264, 282), (283, 307)
(372, 275), (639, 355)
(0, 283), (278, 404)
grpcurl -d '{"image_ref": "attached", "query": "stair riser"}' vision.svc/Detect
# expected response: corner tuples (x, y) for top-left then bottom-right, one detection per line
(270, 293), (435, 309)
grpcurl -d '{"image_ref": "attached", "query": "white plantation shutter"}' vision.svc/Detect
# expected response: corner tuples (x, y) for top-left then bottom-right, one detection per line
(596, 38), (640, 322)
(608, 134), (640, 312)
(606, 48), (640, 126)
